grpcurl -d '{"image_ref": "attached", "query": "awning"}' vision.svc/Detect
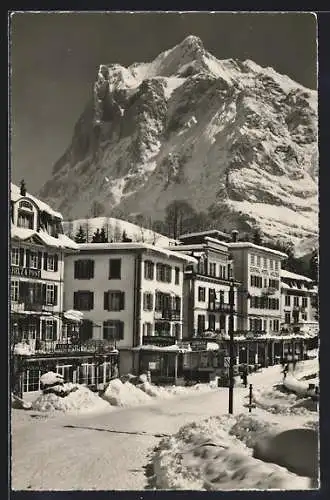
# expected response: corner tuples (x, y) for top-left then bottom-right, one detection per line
(63, 310), (84, 322)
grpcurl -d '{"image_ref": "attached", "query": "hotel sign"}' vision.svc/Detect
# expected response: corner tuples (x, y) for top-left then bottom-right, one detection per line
(11, 266), (41, 279)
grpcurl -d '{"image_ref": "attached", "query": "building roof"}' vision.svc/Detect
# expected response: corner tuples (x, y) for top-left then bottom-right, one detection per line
(281, 269), (313, 283)
(11, 183), (63, 219)
(228, 242), (287, 258)
(11, 225), (79, 250)
(77, 242), (198, 263)
(179, 229), (231, 241)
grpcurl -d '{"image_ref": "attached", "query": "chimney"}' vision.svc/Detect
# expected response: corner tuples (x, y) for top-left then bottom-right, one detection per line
(231, 230), (238, 242)
(20, 179), (26, 197)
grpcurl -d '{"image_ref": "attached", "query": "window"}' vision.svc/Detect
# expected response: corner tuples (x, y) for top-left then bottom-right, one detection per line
(257, 255), (261, 266)
(11, 280), (19, 302)
(73, 291), (94, 311)
(263, 257), (267, 269)
(47, 254), (55, 271)
(17, 211), (34, 229)
(269, 279), (279, 290)
(156, 263), (172, 283)
(172, 296), (181, 315)
(104, 291), (125, 311)
(273, 320), (279, 332)
(11, 247), (20, 266)
(250, 254), (255, 265)
(198, 287), (206, 302)
(208, 289), (216, 310)
(275, 260), (279, 271)
(143, 292), (153, 311)
(302, 313), (307, 321)
(285, 295), (291, 306)
(29, 252), (38, 269)
(144, 261), (154, 280)
(208, 314), (216, 331)
(197, 315), (205, 334)
(294, 296), (299, 307)
(285, 312), (291, 324)
(46, 284), (58, 305)
(74, 259), (94, 279)
(41, 319), (57, 341)
(154, 321), (171, 336)
(143, 323), (153, 336)
(250, 275), (262, 288)
(270, 259), (274, 270)
(80, 320), (93, 341)
(103, 320), (124, 341)
(175, 267), (180, 285)
(263, 278), (268, 288)
(302, 297), (308, 308)
(209, 262), (216, 276)
(174, 323), (181, 339)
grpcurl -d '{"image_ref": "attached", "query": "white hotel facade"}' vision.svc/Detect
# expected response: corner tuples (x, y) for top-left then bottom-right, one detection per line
(10, 182), (78, 347)
(63, 243), (196, 372)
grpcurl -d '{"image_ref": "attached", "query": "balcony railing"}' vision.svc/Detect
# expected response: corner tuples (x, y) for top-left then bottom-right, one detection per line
(14, 339), (118, 355)
(154, 309), (181, 321)
(11, 301), (55, 313)
(208, 302), (233, 314)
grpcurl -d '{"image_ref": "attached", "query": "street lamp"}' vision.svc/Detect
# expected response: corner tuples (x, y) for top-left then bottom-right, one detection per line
(228, 279), (235, 414)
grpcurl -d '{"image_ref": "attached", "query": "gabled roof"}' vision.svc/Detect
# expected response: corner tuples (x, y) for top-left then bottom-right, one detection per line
(11, 183), (62, 219)
(281, 269), (313, 283)
(11, 225), (79, 250)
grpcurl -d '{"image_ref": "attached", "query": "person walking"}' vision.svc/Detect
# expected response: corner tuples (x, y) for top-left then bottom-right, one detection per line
(282, 363), (289, 380)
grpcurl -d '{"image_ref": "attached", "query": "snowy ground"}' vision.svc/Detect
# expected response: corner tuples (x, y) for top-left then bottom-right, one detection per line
(11, 360), (319, 490)
(151, 358), (319, 491)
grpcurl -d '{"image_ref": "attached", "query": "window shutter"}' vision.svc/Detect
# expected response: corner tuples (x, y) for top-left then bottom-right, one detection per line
(44, 252), (48, 271)
(42, 284), (47, 304)
(54, 254), (58, 272)
(19, 248), (24, 267)
(53, 285), (58, 306)
(89, 260), (94, 278)
(74, 261), (79, 279)
(26, 249), (30, 268)
(143, 293), (147, 310)
(149, 294), (153, 310)
(104, 291), (109, 310)
(73, 292), (78, 309)
(41, 320), (46, 340)
(89, 292), (94, 310)
(37, 251), (42, 269)
(118, 321), (124, 340)
(120, 292), (125, 310)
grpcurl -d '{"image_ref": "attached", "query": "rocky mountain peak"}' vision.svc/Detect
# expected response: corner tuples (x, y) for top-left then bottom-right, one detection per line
(38, 36), (318, 251)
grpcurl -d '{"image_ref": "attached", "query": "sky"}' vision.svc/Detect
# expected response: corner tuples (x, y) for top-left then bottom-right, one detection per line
(10, 11), (317, 194)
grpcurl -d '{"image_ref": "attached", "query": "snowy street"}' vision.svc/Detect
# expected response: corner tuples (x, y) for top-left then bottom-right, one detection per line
(11, 364), (316, 491)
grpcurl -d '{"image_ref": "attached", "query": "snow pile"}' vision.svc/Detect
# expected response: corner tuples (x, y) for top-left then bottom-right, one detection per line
(40, 371), (64, 388)
(102, 379), (152, 407)
(153, 414), (312, 490)
(32, 384), (111, 414)
(14, 342), (34, 356)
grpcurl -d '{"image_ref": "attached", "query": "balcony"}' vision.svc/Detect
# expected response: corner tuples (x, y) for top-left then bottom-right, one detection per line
(14, 339), (118, 356)
(154, 309), (181, 321)
(208, 302), (233, 314)
(24, 301), (54, 313)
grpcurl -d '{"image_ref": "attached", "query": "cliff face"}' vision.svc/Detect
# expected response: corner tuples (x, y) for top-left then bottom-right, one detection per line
(39, 35), (318, 248)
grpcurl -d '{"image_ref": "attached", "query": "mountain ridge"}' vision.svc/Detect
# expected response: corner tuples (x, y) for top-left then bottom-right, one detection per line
(38, 35), (318, 251)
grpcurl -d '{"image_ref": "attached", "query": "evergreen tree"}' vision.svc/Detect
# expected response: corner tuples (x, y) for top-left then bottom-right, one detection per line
(309, 248), (319, 283)
(252, 228), (262, 245)
(122, 230), (132, 242)
(92, 228), (102, 243)
(74, 226), (87, 243)
(99, 227), (108, 243)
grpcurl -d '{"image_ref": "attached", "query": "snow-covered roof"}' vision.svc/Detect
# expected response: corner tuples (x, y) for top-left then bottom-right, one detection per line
(77, 242), (197, 263)
(281, 269), (313, 283)
(228, 242), (287, 258)
(11, 225), (79, 250)
(179, 229), (231, 240)
(11, 183), (63, 219)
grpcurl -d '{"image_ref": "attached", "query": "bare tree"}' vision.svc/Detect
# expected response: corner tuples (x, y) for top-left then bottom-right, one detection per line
(113, 221), (122, 242)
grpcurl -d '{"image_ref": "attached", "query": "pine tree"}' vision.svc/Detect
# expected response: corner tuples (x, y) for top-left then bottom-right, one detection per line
(253, 229), (262, 246)
(309, 248), (318, 283)
(122, 230), (132, 242)
(99, 227), (108, 243)
(92, 228), (102, 243)
(75, 226), (87, 243)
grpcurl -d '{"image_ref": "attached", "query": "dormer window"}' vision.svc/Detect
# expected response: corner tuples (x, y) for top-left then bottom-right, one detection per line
(17, 209), (34, 229)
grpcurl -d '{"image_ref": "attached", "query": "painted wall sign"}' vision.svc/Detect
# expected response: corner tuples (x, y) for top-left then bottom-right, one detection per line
(11, 266), (41, 279)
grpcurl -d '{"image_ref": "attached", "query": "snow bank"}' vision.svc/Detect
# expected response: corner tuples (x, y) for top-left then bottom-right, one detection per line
(40, 371), (64, 388)
(32, 384), (111, 414)
(102, 379), (151, 407)
(14, 343), (34, 356)
(153, 414), (312, 490)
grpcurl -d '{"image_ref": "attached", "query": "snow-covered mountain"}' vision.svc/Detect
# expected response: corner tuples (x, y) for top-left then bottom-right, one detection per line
(39, 35), (318, 248)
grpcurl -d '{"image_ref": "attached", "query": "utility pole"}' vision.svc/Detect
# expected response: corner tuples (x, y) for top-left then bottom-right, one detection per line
(228, 279), (235, 414)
